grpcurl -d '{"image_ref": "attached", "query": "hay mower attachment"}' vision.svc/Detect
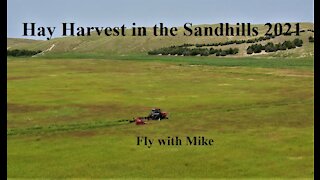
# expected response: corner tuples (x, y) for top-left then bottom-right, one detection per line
(118, 108), (168, 125)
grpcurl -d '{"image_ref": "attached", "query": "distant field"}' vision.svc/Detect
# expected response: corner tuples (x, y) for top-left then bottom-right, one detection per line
(7, 56), (314, 178)
(42, 53), (315, 69)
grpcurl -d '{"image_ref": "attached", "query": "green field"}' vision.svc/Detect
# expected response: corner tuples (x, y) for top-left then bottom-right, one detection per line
(7, 55), (314, 178)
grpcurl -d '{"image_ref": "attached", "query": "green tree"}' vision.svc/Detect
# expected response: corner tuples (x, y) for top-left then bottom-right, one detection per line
(293, 38), (303, 47)
(309, 36), (314, 42)
(247, 48), (253, 54)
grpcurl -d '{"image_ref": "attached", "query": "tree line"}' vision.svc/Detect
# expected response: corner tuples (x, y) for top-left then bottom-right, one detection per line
(7, 49), (42, 57)
(175, 29), (313, 48)
(177, 35), (277, 48)
(246, 38), (303, 54)
(148, 46), (239, 56)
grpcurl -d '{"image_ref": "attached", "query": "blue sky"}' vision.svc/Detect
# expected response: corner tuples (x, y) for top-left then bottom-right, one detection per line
(7, 0), (314, 39)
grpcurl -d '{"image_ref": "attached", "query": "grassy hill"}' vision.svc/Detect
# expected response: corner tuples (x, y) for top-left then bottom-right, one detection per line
(7, 23), (314, 57)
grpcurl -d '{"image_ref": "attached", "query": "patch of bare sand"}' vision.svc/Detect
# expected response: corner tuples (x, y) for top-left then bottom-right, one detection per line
(32, 44), (56, 57)
(265, 69), (313, 78)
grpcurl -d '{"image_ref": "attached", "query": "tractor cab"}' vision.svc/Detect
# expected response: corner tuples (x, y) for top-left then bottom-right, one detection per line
(151, 108), (161, 114)
(148, 108), (168, 120)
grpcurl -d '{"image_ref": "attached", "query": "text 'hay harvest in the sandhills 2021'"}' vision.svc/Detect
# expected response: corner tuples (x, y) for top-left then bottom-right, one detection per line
(7, 0), (314, 179)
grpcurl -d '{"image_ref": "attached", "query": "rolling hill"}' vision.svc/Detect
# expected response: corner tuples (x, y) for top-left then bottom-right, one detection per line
(7, 23), (314, 57)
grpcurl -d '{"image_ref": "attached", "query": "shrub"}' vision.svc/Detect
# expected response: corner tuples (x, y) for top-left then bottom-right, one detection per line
(265, 42), (275, 52)
(7, 49), (41, 57)
(282, 41), (294, 49)
(254, 44), (263, 53)
(220, 51), (227, 56)
(247, 44), (262, 53)
(209, 48), (218, 54)
(293, 38), (303, 47)
(200, 49), (210, 56)
(148, 46), (238, 56)
(309, 36), (314, 42)
(247, 48), (253, 54)
(279, 44), (287, 50)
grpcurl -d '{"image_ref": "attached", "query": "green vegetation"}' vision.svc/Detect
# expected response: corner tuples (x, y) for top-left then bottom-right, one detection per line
(25, 53), (313, 69)
(247, 38), (303, 54)
(293, 38), (304, 47)
(309, 36), (314, 42)
(7, 49), (41, 57)
(7, 55), (314, 178)
(7, 23), (314, 56)
(176, 28), (313, 48)
(148, 46), (239, 56)
(6, 22), (314, 179)
(193, 35), (276, 47)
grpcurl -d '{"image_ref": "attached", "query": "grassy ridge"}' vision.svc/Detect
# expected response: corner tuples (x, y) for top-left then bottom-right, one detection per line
(7, 23), (314, 56)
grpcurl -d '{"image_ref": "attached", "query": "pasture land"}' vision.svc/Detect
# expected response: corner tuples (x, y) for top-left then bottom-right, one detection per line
(7, 56), (314, 178)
